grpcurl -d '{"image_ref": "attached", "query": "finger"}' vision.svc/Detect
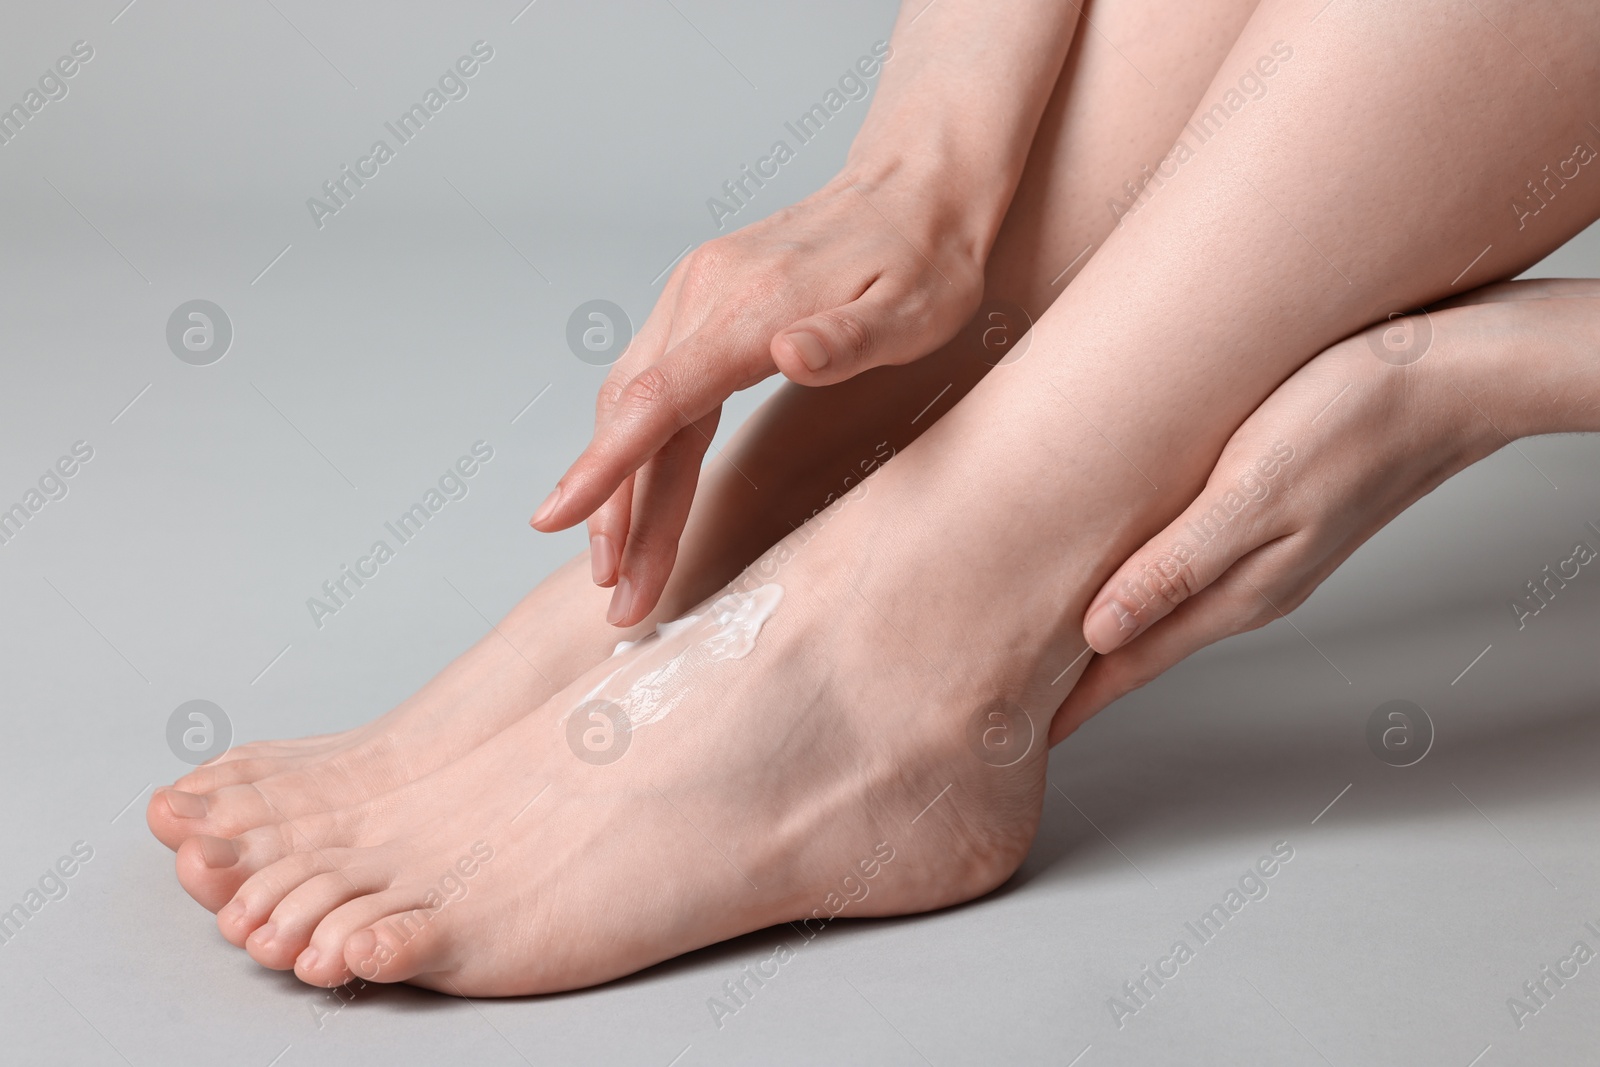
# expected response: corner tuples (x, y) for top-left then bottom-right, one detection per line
(1080, 475), (1288, 654)
(770, 278), (940, 385)
(585, 474), (634, 587)
(586, 272), (716, 587)
(538, 264), (686, 535)
(533, 318), (773, 531)
(606, 412), (720, 627)
(580, 264), (710, 580)
(1050, 556), (1293, 745)
(593, 261), (693, 426)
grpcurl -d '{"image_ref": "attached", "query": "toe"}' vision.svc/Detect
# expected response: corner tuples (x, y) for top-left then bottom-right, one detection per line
(177, 809), (354, 913)
(146, 788), (212, 850)
(342, 907), (457, 987)
(209, 731), (349, 764)
(247, 867), (391, 970)
(297, 888), (428, 988)
(174, 835), (249, 911)
(218, 848), (358, 947)
(148, 783), (283, 849)
(171, 757), (286, 797)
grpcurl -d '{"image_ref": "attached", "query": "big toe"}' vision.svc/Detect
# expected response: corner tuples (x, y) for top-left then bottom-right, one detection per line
(169, 756), (287, 800)
(147, 783), (281, 850)
(146, 788), (212, 850)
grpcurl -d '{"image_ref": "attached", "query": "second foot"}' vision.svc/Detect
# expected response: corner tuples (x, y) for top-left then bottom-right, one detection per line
(183, 549), (1054, 996)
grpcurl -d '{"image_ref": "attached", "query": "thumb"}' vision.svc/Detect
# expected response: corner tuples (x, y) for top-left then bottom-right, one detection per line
(771, 284), (941, 386)
(1081, 489), (1267, 654)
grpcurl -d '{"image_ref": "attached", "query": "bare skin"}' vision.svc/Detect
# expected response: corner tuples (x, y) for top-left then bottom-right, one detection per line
(148, 0), (1261, 848)
(549, 0), (1085, 626)
(1059, 278), (1600, 737)
(164, 0), (1600, 996)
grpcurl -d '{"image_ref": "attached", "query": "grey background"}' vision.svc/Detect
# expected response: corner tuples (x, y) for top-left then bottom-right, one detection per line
(2, 1), (1598, 1064)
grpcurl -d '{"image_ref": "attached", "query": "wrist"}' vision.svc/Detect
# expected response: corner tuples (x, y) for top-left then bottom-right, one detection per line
(833, 144), (1011, 271)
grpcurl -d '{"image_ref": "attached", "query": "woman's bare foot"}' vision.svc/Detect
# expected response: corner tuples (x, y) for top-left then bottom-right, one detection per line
(145, 402), (908, 852)
(173, 442), (1087, 994)
(145, 555), (630, 849)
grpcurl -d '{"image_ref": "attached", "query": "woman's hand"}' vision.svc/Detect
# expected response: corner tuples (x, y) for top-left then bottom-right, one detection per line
(1051, 279), (1600, 743)
(528, 0), (1083, 627)
(535, 165), (986, 624)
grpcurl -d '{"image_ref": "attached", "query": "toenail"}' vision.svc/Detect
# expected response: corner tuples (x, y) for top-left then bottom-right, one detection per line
(198, 836), (239, 868)
(250, 922), (277, 947)
(219, 900), (246, 926)
(164, 790), (208, 819)
(297, 947), (320, 972)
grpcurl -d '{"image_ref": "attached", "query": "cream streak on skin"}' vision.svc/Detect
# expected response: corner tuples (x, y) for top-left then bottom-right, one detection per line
(569, 584), (785, 730)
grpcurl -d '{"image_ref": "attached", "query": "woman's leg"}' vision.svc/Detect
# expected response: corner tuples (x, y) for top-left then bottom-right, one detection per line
(149, 0), (1264, 846)
(180, 0), (1600, 995)
(672, 0), (1268, 573)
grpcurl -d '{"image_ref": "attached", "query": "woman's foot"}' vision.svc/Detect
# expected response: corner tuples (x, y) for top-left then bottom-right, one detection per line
(173, 433), (1098, 994)
(145, 406), (909, 852)
(145, 562), (602, 847)
(145, 555), (628, 849)
(184, 577), (1047, 994)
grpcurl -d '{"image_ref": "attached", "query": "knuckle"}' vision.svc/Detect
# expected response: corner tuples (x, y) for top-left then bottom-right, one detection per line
(618, 366), (677, 419)
(1113, 552), (1202, 618)
(623, 522), (680, 578)
(900, 284), (936, 322)
(680, 241), (732, 289)
(622, 523), (654, 559)
(683, 242), (721, 274)
(595, 375), (628, 415)
(815, 307), (874, 362)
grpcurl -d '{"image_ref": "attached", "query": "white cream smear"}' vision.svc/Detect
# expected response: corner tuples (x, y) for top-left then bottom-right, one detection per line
(567, 583), (784, 731)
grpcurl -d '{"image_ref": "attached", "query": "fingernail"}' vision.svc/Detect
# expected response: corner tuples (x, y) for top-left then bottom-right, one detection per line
(249, 921), (277, 947)
(607, 575), (634, 626)
(198, 836), (239, 869)
(786, 330), (831, 372)
(297, 947), (320, 973)
(165, 789), (207, 819)
(531, 484), (562, 527)
(1084, 600), (1138, 654)
(590, 534), (618, 585)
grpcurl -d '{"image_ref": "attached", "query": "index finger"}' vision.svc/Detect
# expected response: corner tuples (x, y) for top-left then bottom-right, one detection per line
(532, 318), (773, 530)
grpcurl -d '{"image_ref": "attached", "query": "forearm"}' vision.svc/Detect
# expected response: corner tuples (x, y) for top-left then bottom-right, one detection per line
(841, 0), (1081, 263)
